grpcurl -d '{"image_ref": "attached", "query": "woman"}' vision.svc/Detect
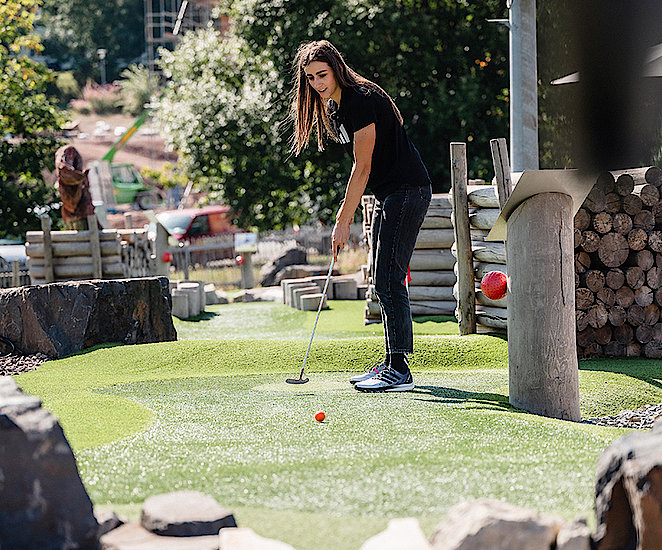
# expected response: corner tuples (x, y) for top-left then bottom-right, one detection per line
(290, 40), (431, 392)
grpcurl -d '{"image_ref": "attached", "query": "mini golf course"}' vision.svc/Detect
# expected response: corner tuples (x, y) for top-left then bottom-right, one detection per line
(12, 300), (662, 549)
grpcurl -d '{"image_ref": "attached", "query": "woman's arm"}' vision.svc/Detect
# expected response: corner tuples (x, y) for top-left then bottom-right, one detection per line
(332, 123), (376, 260)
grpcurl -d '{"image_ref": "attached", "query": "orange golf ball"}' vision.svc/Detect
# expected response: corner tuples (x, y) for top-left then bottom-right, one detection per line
(314, 411), (326, 422)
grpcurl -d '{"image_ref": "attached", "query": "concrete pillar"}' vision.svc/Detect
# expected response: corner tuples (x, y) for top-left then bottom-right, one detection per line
(171, 290), (190, 319)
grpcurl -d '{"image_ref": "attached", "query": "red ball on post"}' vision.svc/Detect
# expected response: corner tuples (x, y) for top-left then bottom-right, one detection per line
(235, 255), (245, 265)
(161, 251), (173, 263)
(481, 271), (508, 300)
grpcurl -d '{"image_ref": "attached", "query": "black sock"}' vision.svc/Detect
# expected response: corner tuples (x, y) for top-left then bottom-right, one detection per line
(390, 353), (408, 374)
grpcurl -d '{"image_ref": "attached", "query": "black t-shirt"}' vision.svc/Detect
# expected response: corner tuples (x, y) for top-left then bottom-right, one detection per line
(328, 85), (431, 200)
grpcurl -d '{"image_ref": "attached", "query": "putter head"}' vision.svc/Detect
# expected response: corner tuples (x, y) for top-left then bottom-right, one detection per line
(285, 377), (309, 385)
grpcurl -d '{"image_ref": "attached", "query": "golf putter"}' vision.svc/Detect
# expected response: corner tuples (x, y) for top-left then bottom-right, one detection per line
(286, 257), (335, 384)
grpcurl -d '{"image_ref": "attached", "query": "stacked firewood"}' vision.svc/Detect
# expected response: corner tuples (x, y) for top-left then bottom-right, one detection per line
(575, 166), (662, 358)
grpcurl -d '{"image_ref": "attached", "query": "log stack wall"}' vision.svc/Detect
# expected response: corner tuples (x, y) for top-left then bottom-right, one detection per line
(574, 166), (662, 358)
(362, 194), (457, 323)
(451, 183), (507, 332)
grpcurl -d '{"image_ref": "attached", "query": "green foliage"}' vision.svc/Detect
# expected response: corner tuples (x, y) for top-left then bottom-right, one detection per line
(79, 82), (122, 114)
(0, 0), (64, 240)
(155, 1), (508, 230)
(37, 0), (145, 84)
(117, 64), (161, 116)
(51, 70), (80, 104)
(140, 162), (187, 190)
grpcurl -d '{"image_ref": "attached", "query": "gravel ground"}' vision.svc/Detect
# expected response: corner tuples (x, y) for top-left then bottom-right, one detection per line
(1, 351), (660, 430)
(0, 353), (50, 376)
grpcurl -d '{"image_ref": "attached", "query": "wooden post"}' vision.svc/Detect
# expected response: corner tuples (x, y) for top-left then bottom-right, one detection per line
(154, 222), (170, 277)
(11, 260), (19, 287)
(506, 192), (581, 421)
(450, 142), (476, 334)
(40, 215), (54, 283)
(490, 138), (513, 209)
(88, 214), (102, 279)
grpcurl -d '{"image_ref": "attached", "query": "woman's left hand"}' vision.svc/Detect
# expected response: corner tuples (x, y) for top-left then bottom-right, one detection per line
(331, 219), (351, 261)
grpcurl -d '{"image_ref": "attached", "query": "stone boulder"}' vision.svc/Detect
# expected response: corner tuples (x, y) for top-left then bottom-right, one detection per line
(429, 499), (561, 550)
(259, 246), (307, 287)
(360, 518), (431, 550)
(594, 420), (662, 550)
(0, 376), (99, 549)
(140, 491), (236, 536)
(0, 277), (177, 358)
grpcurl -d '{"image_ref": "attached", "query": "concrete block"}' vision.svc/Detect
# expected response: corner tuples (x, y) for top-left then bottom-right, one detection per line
(204, 283), (218, 305)
(171, 289), (190, 319)
(300, 293), (328, 311)
(178, 282), (203, 315)
(286, 281), (315, 307)
(333, 279), (358, 300)
(292, 285), (319, 310)
(308, 276), (334, 299)
(357, 284), (368, 300)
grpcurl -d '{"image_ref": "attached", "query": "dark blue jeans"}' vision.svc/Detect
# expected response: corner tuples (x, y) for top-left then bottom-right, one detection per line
(371, 184), (431, 355)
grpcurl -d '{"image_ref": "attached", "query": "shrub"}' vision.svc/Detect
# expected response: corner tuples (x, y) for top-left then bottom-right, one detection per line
(68, 98), (92, 114)
(54, 71), (81, 103)
(117, 64), (160, 116)
(81, 82), (121, 115)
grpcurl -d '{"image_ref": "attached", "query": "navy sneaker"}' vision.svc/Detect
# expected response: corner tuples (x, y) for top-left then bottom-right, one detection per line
(349, 361), (387, 385)
(354, 366), (414, 392)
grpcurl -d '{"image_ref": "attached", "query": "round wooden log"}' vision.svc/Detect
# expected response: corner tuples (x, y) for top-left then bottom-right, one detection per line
(598, 233), (629, 267)
(593, 212), (613, 234)
(644, 303), (660, 325)
(587, 303), (609, 328)
(627, 229), (648, 251)
(409, 249), (456, 270)
(475, 313), (508, 331)
(594, 325), (613, 345)
(626, 266), (645, 290)
(421, 209), (453, 229)
(25, 229), (119, 243)
(410, 301), (457, 316)
(634, 249), (654, 271)
(633, 210), (655, 231)
(408, 271), (457, 286)
(633, 183), (660, 206)
(603, 341), (625, 357)
(596, 171), (616, 193)
(506, 192), (580, 421)
(616, 286), (635, 308)
(467, 186), (499, 208)
(583, 342), (604, 357)
(574, 228), (583, 249)
(608, 305), (627, 326)
(475, 290), (508, 309)
(26, 240), (121, 258)
(28, 254), (122, 267)
(653, 322), (662, 341)
(606, 268), (625, 289)
(414, 228), (455, 249)
(614, 324), (634, 344)
(647, 267), (662, 290)
(604, 193), (621, 213)
(615, 173), (635, 196)
(474, 262), (507, 280)
(575, 251), (591, 273)
(635, 324), (654, 344)
(471, 241), (506, 263)
(577, 326), (596, 347)
(597, 287), (616, 307)
(656, 288), (662, 307)
(409, 286), (455, 302)
(584, 187), (606, 212)
(582, 231), (600, 253)
(469, 208), (500, 230)
(648, 231), (662, 252)
(574, 208), (591, 231)
(29, 262), (125, 279)
(622, 194), (643, 215)
(626, 342), (641, 357)
(653, 202), (662, 224)
(576, 288), (595, 310)
(430, 195), (452, 209)
(627, 304), (645, 326)
(644, 340), (662, 358)
(576, 310), (589, 331)
(634, 285), (653, 307)
(612, 166), (662, 187)
(585, 270), (605, 293)
(612, 213), (633, 235)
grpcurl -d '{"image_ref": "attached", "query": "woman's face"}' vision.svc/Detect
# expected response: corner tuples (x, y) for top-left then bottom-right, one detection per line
(304, 61), (341, 103)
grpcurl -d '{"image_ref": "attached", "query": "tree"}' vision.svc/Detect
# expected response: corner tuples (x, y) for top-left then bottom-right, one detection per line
(36, 0), (145, 84)
(0, 0), (64, 240)
(155, 1), (509, 230)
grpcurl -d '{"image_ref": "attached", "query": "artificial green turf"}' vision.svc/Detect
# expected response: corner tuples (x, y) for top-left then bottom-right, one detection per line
(11, 301), (662, 549)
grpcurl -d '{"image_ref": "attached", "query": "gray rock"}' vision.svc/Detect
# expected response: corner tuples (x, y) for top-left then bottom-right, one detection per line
(360, 518), (431, 550)
(259, 246), (307, 287)
(556, 521), (591, 550)
(429, 499), (561, 550)
(0, 377), (99, 549)
(0, 277), (177, 358)
(100, 523), (218, 550)
(141, 491), (236, 537)
(218, 527), (297, 549)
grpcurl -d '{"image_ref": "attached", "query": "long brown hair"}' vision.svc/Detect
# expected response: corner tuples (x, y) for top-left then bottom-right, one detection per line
(289, 40), (403, 156)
